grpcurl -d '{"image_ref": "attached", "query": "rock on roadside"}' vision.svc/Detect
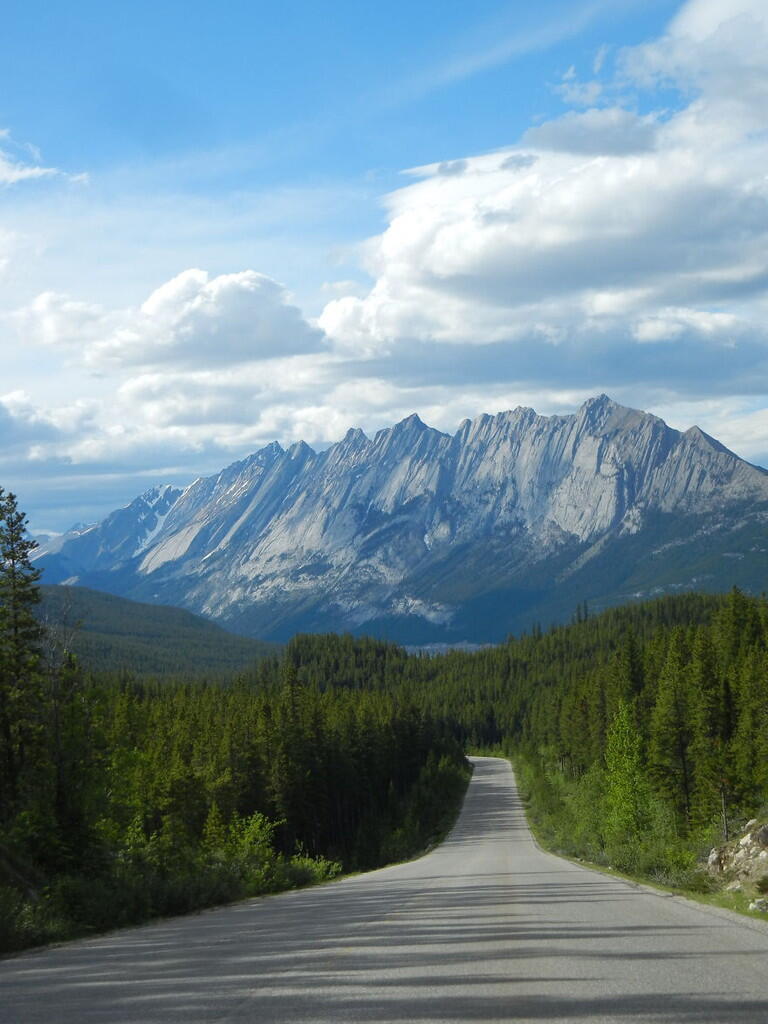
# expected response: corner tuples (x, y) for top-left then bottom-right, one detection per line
(707, 820), (768, 909)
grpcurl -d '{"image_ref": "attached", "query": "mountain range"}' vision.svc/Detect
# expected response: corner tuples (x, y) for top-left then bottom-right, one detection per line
(35, 395), (768, 643)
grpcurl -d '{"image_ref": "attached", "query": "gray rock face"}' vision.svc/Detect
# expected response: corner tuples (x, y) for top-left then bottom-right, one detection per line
(37, 485), (182, 580)
(36, 396), (768, 641)
(708, 820), (768, 886)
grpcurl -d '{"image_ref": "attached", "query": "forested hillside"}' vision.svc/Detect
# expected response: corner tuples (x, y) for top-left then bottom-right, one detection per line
(269, 591), (768, 889)
(3, 486), (768, 951)
(1, 492), (470, 952)
(403, 589), (768, 888)
(38, 585), (276, 675)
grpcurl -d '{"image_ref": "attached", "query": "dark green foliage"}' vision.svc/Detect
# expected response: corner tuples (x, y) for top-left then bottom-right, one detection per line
(5, 486), (768, 952)
(1, 657), (468, 952)
(1, 498), (470, 952)
(444, 588), (766, 889)
(648, 630), (693, 820)
(0, 490), (44, 825)
(38, 585), (277, 676)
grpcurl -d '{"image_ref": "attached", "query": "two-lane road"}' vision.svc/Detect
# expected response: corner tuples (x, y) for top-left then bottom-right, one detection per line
(2, 756), (768, 1022)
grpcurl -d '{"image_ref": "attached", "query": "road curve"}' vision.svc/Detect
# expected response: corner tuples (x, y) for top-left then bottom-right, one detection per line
(2, 756), (768, 1023)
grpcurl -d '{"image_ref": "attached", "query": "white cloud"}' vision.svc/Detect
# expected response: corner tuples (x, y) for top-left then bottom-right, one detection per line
(321, 134), (768, 350)
(7, 0), (768, 530)
(100, 269), (322, 368)
(322, 279), (370, 298)
(0, 390), (98, 452)
(17, 269), (324, 370)
(524, 107), (657, 155)
(15, 291), (107, 348)
(622, 0), (768, 126)
(0, 153), (57, 186)
(554, 67), (604, 107)
(593, 44), (610, 75)
(320, 0), (768, 405)
(670, 0), (767, 39)
(0, 129), (83, 186)
(633, 308), (739, 344)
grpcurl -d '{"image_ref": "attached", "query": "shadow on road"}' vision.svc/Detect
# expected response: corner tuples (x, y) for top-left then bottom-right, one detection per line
(2, 757), (768, 1023)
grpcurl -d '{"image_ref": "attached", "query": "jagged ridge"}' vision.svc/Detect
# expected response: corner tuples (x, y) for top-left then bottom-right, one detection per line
(36, 396), (768, 642)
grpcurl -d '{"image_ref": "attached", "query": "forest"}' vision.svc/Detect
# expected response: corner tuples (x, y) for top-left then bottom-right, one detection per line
(2, 487), (767, 952)
(406, 590), (768, 887)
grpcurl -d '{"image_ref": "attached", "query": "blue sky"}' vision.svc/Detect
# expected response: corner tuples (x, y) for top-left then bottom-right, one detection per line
(5, 2), (676, 177)
(2, 0), (768, 530)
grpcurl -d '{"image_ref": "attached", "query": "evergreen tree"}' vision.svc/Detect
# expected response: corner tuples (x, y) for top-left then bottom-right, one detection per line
(687, 628), (728, 830)
(0, 489), (43, 823)
(648, 630), (693, 825)
(730, 649), (768, 811)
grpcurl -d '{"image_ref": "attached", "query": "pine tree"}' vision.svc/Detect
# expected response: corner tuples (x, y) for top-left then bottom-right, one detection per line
(0, 489), (44, 823)
(730, 649), (768, 811)
(648, 629), (692, 825)
(687, 627), (729, 830)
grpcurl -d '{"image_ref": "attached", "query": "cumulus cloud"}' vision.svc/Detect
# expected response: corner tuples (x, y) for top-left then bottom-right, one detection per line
(320, 0), (768, 404)
(114, 356), (332, 430)
(4, 268), (329, 522)
(624, 0), (768, 105)
(15, 291), (107, 348)
(523, 107), (657, 155)
(0, 393), (60, 447)
(9, 0), (768, 531)
(0, 390), (99, 454)
(18, 268), (323, 369)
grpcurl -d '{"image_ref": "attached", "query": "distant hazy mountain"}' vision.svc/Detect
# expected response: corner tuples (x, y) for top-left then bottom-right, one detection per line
(36, 395), (768, 643)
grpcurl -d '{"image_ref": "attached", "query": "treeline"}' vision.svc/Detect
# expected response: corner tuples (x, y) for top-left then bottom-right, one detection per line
(233, 590), (768, 886)
(1, 661), (467, 951)
(279, 591), (768, 887)
(394, 589), (766, 886)
(506, 589), (768, 885)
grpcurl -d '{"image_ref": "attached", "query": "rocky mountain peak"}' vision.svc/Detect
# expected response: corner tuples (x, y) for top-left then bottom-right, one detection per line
(682, 424), (740, 458)
(260, 440), (285, 459)
(139, 483), (181, 507)
(287, 440), (314, 460)
(397, 412), (426, 430)
(575, 394), (658, 438)
(36, 396), (768, 643)
(341, 426), (368, 446)
(577, 392), (614, 425)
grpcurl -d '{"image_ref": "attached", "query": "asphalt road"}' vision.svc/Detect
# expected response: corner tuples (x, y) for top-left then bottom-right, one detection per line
(3, 756), (768, 1023)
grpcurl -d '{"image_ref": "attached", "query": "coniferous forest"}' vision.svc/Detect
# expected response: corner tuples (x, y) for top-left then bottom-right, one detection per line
(2, 489), (768, 952)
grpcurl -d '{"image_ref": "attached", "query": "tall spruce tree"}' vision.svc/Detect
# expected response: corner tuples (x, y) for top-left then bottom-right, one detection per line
(648, 629), (693, 825)
(687, 627), (729, 830)
(0, 490), (44, 823)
